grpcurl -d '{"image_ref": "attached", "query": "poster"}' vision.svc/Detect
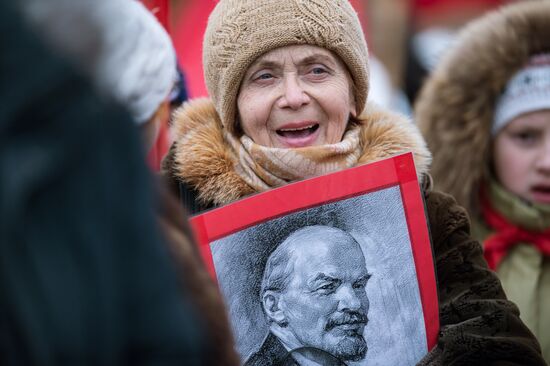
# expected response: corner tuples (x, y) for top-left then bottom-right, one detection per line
(191, 153), (438, 365)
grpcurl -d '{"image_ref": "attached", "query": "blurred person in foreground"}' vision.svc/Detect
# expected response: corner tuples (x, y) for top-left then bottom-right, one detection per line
(0, 1), (205, 364)
(5, 0), (239, 364)
(162, 0), (545, 364)
(415, 1), (550, 362)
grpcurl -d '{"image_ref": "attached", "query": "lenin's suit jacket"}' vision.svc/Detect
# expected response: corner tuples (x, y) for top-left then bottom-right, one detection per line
(244, 333), (347, 366)
(245, 333), (293, 366)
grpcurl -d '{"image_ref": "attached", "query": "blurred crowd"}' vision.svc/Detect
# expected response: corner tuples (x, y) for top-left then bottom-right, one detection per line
(1, 0), (549, 365)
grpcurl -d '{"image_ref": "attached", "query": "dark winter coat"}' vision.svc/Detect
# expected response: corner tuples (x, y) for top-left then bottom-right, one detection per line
(0, 3), (230, 364)
(163, 98), (545, 365)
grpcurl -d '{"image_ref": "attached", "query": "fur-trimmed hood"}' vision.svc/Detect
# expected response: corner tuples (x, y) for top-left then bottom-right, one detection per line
(165, 98), (431, 207)
(415, 1), (550, 216)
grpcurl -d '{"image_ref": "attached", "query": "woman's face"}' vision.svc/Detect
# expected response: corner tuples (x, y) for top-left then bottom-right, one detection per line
(237, 45), (356, 148)
(493, 109), (550, 205)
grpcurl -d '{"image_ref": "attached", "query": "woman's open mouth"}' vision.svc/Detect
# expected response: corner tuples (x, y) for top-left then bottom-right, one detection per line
(276, 123), (320, 148)
(531, 185), (550, 204)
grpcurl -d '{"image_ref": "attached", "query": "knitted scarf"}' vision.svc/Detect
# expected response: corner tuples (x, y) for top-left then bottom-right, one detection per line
(481, 183), (550, 270)
(224, 126), (362, 191)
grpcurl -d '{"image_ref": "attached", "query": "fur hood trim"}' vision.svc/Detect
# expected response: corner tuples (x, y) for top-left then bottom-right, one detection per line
(165, 98), (431, 207)
(415, 1), (550, 215)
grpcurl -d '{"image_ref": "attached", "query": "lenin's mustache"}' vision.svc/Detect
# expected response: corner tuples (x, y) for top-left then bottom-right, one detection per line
(325, 311), (368, 331)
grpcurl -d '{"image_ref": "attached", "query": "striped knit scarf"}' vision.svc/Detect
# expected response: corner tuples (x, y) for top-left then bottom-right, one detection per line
(224, 126), (362, 191)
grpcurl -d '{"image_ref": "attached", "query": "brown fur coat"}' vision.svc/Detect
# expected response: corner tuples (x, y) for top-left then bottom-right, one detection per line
(415, 1), (550, 217)
(163, 97), (545, 365)
(165, 98), (431, 208)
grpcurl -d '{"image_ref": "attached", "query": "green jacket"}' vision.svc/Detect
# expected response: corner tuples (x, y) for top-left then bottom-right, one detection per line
(473, 181), (550, 363)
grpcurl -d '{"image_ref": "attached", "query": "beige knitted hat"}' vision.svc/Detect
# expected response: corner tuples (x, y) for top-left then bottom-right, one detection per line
(203, 0), (370, 134)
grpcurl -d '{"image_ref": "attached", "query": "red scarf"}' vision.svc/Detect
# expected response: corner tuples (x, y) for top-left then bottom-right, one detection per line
(482, 194), (550, 270)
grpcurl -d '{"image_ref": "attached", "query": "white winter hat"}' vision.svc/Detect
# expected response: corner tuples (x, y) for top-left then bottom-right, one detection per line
(493, 53), (550, 135)
(93, 0), (177, 124)
(20, 0), (177, 125)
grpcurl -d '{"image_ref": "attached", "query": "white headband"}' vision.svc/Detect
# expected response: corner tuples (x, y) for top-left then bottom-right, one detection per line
(493, 54), (550, 135)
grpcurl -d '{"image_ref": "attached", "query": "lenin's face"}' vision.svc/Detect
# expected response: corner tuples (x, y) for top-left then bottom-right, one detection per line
(279, 238), (370, 361)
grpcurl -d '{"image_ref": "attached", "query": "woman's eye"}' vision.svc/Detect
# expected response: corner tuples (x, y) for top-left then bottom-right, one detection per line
(311, 67), (327, 75)
(256, 72), (273, 81)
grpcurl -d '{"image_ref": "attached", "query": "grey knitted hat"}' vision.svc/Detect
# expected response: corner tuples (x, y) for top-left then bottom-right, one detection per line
(203, 0), (370, 134)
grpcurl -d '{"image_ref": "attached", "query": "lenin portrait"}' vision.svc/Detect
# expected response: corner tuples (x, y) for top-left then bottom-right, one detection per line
(246, 225), (371, 365)
(209, 186), (428, 365)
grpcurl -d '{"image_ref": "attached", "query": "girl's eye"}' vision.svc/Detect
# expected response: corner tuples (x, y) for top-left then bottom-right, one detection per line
(511, 130), (539, 146)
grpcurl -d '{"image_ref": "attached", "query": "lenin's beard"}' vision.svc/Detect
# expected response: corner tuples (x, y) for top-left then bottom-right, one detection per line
(324, 312), (368, 361)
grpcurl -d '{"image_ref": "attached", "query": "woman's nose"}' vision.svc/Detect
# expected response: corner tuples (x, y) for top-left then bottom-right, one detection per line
(277, 75), (310, 110)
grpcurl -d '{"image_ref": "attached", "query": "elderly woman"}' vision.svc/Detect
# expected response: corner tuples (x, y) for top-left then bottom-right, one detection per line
(163, 0), (544, 364)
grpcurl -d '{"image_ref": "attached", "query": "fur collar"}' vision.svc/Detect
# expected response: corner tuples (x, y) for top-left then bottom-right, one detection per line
(415, 1), (550, 216)
(165, 98), (431, 207)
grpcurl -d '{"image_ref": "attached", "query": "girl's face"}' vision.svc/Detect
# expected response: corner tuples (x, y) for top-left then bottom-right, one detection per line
(493, 109), (550, 205)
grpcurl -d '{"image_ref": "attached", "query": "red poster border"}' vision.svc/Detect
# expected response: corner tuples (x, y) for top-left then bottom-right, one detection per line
(190, 152), (439, 351)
